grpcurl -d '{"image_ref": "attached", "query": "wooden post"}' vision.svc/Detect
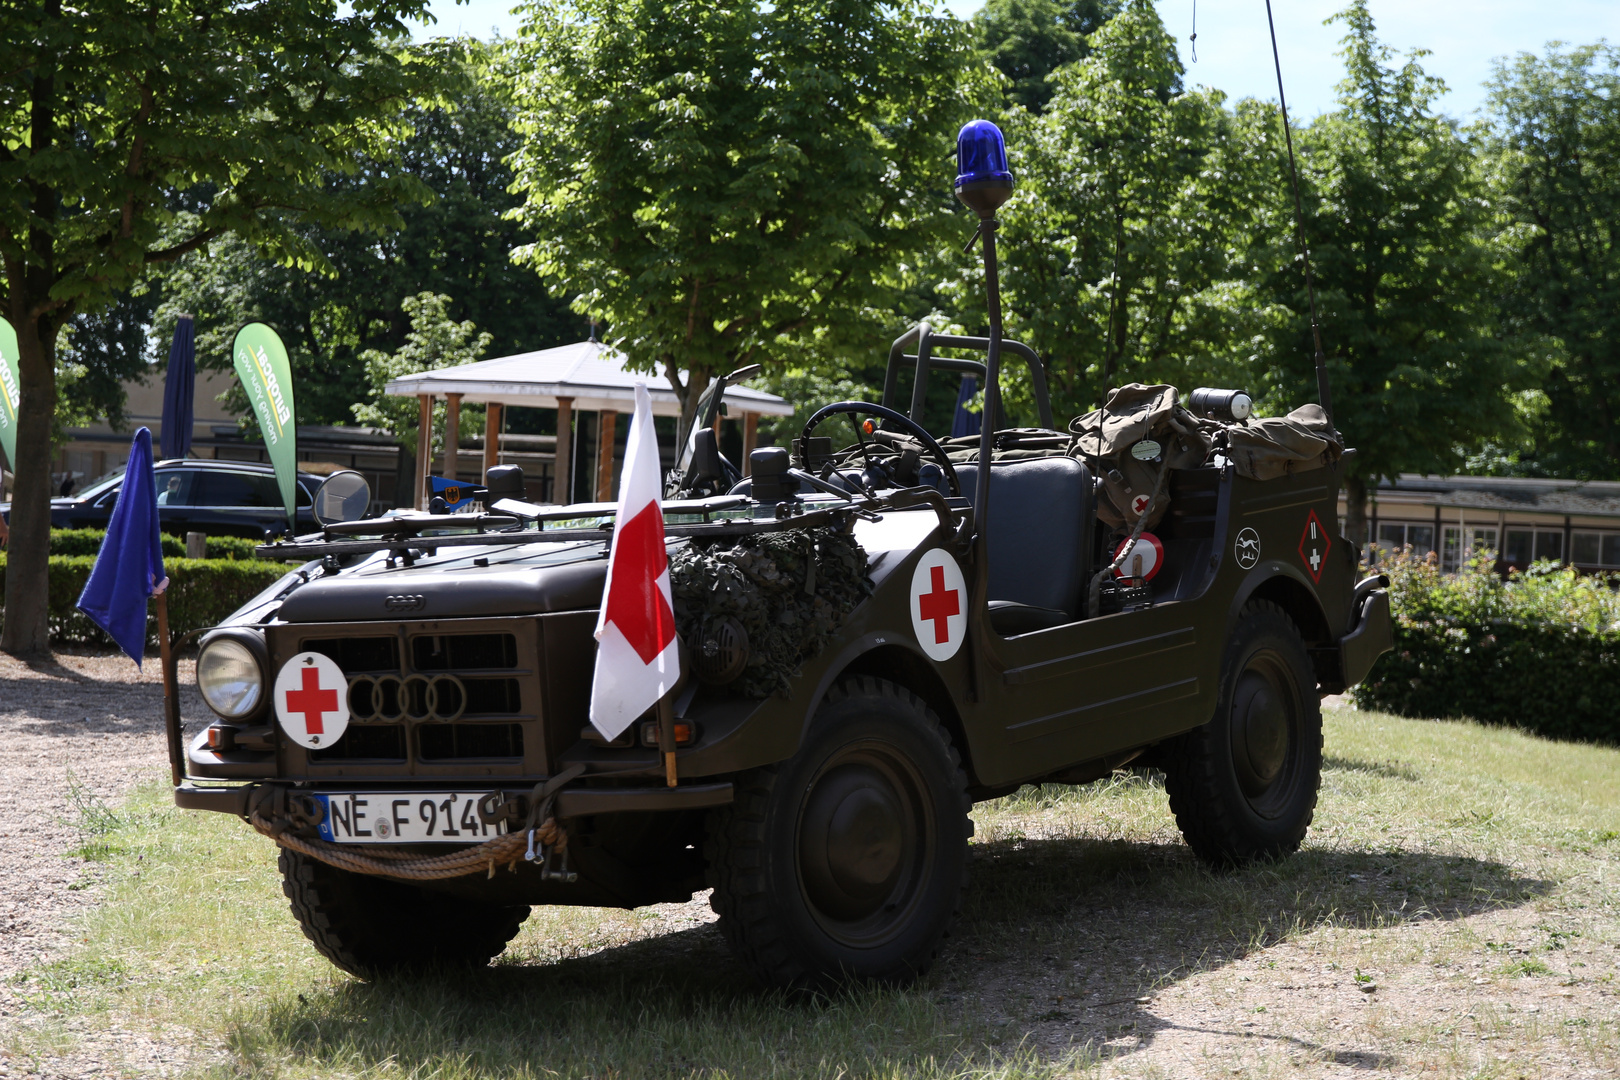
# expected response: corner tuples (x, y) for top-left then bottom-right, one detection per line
(554, 397), (574, 505)
(596, 409), (617, 501)
(482, 401), (503, 481)
(157, 589), (182, 786)
(443, 392), (462, 482)
(417, 394), (432, 510)
(742, 412), (758, 476)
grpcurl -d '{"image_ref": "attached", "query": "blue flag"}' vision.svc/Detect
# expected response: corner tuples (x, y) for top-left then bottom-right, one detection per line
(77, 428), (168, 666)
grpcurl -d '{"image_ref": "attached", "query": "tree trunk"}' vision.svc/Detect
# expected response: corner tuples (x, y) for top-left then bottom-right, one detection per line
(1343, 473), (1369, 555)
(667, 363), (711, 451)
(1, 312), (60, 656)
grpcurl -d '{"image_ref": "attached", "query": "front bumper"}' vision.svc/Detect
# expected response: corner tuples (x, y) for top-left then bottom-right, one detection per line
(174, 779), (735, 820)
(1338, 588), (1393, 689)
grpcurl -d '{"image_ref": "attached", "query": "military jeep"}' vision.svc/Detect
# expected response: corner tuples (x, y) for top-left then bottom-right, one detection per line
(167, 124), (1392, 988)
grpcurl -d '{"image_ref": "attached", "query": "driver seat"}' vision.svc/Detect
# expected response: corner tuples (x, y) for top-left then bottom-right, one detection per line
(952, 456), (1093, 635)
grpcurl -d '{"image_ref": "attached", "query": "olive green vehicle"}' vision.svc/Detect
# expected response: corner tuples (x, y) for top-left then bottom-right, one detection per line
(168, 121), (1393, 988)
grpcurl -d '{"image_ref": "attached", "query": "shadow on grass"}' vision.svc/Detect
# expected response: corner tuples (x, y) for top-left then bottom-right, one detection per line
(222, 838), (1550, 1078)
(940, 834), (1554, 1067)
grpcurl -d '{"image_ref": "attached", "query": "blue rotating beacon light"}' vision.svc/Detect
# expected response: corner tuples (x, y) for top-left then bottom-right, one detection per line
(956, 120), (1016, 584)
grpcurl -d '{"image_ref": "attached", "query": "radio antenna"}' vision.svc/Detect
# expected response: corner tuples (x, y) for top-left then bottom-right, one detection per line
(1264, 0), (1333, 425)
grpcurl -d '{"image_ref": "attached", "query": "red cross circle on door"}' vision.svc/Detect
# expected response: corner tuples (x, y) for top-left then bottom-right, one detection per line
(273, 651), (351, 749)
(1299, 509), (1331, 584)
(910, 548), (968, 661)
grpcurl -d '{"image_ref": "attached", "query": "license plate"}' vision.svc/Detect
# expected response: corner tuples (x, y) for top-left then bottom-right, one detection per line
(315, 791), (506, 844)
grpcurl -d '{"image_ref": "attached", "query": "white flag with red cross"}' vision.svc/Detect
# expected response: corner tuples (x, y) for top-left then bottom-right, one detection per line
(589, 382), (681, 740)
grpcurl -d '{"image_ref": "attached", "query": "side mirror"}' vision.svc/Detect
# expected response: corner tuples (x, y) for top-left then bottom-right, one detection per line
(690, 428), (725, 481)
(311, 471), (371, 526)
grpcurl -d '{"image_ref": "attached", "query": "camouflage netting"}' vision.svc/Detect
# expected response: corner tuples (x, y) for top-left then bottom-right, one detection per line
(669, 525), (872, 698)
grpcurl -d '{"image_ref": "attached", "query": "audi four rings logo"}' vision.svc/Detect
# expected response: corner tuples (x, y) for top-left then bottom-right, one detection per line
(347, 673), (467, 722)
(384, 594), (427, 612)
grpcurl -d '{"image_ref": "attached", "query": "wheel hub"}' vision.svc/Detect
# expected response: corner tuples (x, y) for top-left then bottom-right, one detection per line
(1229, 658), (1297, 809)
(799, 763), (906, 922)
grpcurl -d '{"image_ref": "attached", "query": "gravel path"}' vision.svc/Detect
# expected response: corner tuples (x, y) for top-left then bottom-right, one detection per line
(0, 651), (191, 984)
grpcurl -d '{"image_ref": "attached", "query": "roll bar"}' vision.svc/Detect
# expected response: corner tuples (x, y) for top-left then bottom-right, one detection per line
(880, 321), (1056, 433)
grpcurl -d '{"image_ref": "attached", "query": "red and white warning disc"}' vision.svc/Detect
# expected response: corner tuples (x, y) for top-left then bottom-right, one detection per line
(909, 548), (968, 661)
(273, 651), (351, 749)
(1113, 532), (1165, 580)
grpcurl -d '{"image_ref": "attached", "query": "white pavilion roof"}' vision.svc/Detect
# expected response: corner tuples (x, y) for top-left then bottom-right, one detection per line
(384, 340), (793, 417)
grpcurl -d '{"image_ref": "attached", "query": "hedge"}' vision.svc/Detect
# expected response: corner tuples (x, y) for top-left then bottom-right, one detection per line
(0, 553), (292, 648)
(48, 529), (264, 561)
(1353, 550), (1620, 745)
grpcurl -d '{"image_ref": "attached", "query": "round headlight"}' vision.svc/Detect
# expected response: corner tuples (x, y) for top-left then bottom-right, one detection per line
(197, 638), (264, 719)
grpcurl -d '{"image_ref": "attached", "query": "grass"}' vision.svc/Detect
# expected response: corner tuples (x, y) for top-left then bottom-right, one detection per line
(5, 707), (1619, 1078)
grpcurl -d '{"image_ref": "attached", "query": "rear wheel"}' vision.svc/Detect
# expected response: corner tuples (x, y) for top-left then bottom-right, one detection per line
(279, 849), (528, 977)
(706, 676), (971, 987)
(1165, 601), (1322, 866)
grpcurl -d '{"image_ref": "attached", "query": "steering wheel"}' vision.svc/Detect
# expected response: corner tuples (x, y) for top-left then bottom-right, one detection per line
(797, 402), (962, 499)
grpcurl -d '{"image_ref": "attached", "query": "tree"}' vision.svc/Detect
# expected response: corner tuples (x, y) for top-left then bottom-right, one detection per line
(973, 0), (1122, 113)
(993, 0), (1276, 421)
(153, 42), (577, 427)
(0, 1), (436, 655)
(506, 0), (994, 443)
(1482, 43), (1620, 479)
(1267, 1), (1516, 544)
(352, 291), (491, 460)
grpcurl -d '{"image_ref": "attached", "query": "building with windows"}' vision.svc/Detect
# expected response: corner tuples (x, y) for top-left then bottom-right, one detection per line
(1356, 474), (1620, 573)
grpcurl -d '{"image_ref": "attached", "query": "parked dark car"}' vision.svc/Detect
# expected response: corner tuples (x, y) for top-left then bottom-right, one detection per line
(1, 459), (322, 539)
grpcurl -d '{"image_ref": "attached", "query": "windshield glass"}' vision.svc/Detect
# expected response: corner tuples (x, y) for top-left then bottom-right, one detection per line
(71, 468), (128, 501)
(675, 379), (725, 474)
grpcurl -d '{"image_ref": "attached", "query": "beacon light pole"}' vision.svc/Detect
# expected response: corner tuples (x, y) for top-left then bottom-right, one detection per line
(955, 120), (1015, 650)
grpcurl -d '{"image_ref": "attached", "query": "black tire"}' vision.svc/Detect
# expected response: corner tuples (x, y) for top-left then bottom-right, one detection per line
(279, 849), (529, 977)
(1164, 601), (1323, 867)
(706, 676), (971, 987)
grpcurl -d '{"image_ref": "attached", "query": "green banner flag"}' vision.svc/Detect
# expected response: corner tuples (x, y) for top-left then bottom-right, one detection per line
(0, 317), (19, 476)
(230, 322), (298, 528)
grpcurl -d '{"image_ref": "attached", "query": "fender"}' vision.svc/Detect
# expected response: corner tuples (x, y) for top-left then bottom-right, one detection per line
(1229, 560), (1333, 644)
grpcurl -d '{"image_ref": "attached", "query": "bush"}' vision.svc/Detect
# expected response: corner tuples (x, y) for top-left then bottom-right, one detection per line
(48, 529), (265, 561)
(0, 554), (293, 649)
(1353, 549), (1620, 745)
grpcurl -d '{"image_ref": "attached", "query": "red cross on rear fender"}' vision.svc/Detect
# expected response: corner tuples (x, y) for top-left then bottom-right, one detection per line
(1299, 509), (1331, 584)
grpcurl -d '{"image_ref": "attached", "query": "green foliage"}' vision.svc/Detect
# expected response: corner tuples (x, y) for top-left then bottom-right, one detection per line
(1481, 43), (1620, 479)
(973, 0), (1123, 113)
(1265, 2), (1516, 531)
(0, 554), (289, 648)
(992, 0), (1276, 421)
(352, 292), (491, 457)
(1354, 549), (1620, 745)
(47, 529), (263, 561)
(507, 0), (995, 438)
(152, 42), (577, 426)
(0, 0), (439, 652)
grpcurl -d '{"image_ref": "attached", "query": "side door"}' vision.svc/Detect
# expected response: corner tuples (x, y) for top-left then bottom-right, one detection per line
(153, 469), (202, 535)
(189, 469), (287, 538)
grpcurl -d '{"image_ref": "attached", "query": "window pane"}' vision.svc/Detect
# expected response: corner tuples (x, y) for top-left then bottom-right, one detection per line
(1377, 524), (1406, 546)
(1573, 532), (1601, 565)
(1407, 525), (1435, 554)
(1503, 529), (1533, 565)
(1471, 528), (1498, 558)
(1603, 535), (1620, 568)
(1442, 527), (1462, 572)
(154, 470), (199, 507)
(193, 471), (280, 508)
(1535, 531), (1563, 561)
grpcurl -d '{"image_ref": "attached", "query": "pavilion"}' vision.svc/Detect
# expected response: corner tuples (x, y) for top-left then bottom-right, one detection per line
(385, 339), (793, 508)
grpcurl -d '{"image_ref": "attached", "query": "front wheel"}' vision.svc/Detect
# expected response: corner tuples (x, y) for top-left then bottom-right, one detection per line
(706, 676), (971, 987)
(1164, 601), (1323, 867)
(279, 850), (529, 977)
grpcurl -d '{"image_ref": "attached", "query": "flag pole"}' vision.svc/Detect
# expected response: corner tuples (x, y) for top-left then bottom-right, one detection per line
(657, 695), (678, 787)
(156, 590), (183, 786)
